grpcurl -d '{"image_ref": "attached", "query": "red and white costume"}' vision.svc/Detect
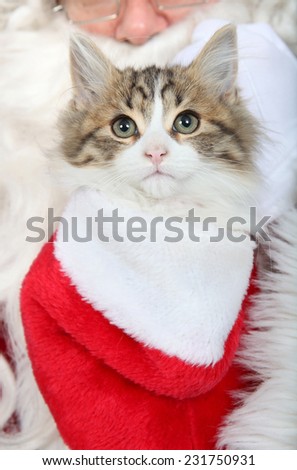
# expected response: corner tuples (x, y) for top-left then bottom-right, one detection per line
(21, 189), (256, 449)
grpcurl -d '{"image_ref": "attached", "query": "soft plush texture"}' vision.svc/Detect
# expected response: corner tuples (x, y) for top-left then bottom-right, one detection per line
(21, 191), (257, 450)
(218, 208), (297, 450)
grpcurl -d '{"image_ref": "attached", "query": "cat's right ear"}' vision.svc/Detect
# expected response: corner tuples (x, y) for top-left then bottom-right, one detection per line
(69, 34), (115, 109)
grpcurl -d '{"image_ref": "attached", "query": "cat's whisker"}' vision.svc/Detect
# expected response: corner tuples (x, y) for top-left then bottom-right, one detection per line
(98, 171), (135, 193)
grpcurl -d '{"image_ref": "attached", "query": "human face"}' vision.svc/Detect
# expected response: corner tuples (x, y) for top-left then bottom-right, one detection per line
(59, 0), (218, 45)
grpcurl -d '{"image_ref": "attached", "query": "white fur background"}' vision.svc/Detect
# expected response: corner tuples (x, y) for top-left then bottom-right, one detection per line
(0, 0), (296, 449)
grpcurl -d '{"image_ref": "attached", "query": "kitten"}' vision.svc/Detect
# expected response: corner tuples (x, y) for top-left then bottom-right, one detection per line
(57, 24), (259, 225)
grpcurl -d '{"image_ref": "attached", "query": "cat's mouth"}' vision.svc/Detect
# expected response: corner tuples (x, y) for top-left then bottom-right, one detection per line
(143, 169), (175, 180)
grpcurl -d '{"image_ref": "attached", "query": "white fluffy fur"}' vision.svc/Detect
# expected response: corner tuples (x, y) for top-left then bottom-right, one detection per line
(0, 0), (296, 450)
(218, 209), (297, 449)
(0, 356), (16, 429)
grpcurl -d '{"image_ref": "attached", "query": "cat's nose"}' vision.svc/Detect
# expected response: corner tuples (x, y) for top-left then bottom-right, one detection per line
(145, 149), (167, 166)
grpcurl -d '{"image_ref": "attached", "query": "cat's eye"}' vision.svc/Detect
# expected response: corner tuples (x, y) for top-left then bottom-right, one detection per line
(173, 112), (200, 134)
(112, 116), (138, 139)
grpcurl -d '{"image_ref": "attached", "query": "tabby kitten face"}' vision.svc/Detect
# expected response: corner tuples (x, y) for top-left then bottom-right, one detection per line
(59, 25), (259, 214)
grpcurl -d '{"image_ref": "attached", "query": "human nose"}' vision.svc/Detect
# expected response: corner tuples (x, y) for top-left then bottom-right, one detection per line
(115, 0), (169, 45)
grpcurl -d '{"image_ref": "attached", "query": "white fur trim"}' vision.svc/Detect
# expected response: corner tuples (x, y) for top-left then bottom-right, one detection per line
(0, 356), (16, 428)
(54, 189), (254, 366)
(218, 208), (297, 449)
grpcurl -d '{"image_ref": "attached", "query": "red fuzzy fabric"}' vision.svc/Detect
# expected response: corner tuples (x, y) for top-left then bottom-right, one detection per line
(21, 240), (256, 450)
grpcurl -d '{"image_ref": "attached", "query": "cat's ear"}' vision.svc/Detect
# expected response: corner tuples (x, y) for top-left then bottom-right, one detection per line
(190, 24), (238, 100)
(69, 34), (115, 108)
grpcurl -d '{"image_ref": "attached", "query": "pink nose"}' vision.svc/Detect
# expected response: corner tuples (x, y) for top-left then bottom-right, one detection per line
(145, 150), (167, 165)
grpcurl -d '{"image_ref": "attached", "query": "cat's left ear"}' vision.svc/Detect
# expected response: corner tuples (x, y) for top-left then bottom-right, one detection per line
(69, 34), (117, 109)
(190, 24), (238, 101)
